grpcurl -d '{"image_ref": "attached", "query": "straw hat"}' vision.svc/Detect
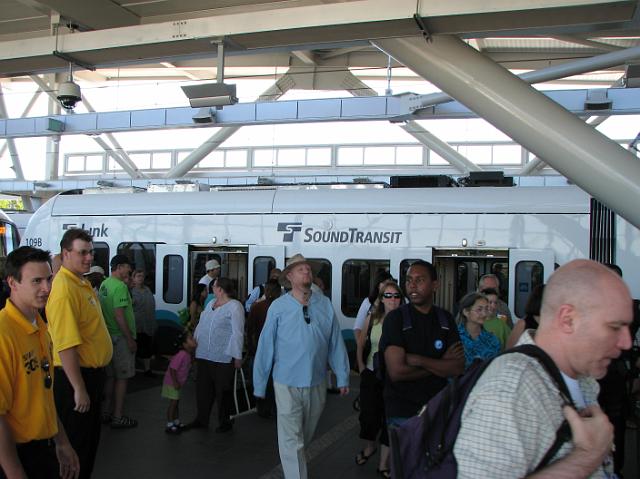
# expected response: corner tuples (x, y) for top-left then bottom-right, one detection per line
(279, 254), (313, 289)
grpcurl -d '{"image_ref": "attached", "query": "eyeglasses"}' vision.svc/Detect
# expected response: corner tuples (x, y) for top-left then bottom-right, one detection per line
(302, 305), (310, 324)
(72, 249), (95, 257)
(41, 358), (52, 389)
(383, 292), (402, 299)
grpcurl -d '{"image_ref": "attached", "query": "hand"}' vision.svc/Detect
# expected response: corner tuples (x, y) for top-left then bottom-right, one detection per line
(73, 387), (90, 413)
(443, 342), (464, 360)
(234, 358), (242, 369)
(127, 337), (137, 353)
(56, 441), (80, 479)
(339, 387), (349, 396)
(563, 405), (613, 466)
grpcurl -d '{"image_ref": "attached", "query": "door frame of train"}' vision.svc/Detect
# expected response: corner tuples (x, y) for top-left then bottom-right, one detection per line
(389, 248), (434, 284)
(248, 245), (285, 294)
(508, 248), (554, 317)
(155, 243), (188, 324)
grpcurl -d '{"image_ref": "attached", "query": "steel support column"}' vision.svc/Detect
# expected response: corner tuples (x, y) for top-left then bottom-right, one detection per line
(30, 75), (146, 179)
(374, 35), (640, 228)
(341, 70), (480, 174)
(0, 83), (33, 211)
(164, 77), (296, 178)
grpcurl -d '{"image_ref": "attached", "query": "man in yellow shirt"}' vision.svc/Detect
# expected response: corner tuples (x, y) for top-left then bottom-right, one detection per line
(46, 229), (113, 479)
(0, 246), (79, 479)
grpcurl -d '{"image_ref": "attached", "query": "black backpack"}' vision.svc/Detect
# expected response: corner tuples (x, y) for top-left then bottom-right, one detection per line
(389, 344), (574, 479)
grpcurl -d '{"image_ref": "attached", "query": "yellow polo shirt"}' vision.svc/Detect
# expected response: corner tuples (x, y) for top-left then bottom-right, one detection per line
(46, 266), (113, 368)
(0, 300), (58, 443)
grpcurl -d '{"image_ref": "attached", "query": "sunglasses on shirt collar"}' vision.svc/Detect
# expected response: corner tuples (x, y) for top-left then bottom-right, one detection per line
(302, 305), (310, 324)
(41, 358), (52, 389)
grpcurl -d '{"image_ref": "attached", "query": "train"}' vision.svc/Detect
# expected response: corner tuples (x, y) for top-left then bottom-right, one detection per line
(0, 209), (20, 259)
(20, 183), (640, 346)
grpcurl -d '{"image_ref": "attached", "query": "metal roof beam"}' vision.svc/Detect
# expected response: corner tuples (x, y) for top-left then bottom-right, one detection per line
(2, 87), (640, 139)
(0, 1), (634, 77)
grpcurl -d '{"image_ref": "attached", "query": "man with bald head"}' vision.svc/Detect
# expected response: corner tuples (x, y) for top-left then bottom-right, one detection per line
(454, 259), (633, 478)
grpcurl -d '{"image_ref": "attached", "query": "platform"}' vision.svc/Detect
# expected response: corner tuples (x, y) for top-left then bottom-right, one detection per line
(93, 371), (639, 479)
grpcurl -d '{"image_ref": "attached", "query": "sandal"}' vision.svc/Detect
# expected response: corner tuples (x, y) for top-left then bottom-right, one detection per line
(110, 415), (138, 429)
(355, 448), (377, 466)
(377, 468), (391, 478)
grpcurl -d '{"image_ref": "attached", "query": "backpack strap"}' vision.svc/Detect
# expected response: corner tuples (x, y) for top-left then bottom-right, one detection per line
(506, 344), (575, 472)
(400, 303), (413, 331)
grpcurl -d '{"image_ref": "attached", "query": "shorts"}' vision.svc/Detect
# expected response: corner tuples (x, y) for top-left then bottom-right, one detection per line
(161, 384), (180, 400)
(106, 336), (136, 379)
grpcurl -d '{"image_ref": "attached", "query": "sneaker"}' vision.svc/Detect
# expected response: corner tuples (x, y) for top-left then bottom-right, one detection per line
(111, 415), (138, 429)
(165, 424), (180, 434)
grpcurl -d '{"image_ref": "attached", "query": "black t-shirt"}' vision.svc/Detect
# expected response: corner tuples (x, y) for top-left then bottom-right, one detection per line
(380, 304), (459, 418)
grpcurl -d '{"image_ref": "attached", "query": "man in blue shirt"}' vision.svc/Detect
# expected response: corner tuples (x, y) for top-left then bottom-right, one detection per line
(253, 254), (350, 479)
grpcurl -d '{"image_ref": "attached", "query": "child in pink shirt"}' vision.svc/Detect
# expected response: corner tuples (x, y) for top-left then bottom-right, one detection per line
(161, 331), (197, 433)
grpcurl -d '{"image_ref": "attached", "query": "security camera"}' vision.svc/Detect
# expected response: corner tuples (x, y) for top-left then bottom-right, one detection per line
(57, 80), (82, 110)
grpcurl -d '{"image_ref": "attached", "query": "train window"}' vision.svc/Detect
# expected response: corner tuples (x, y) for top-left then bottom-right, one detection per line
(309, 258), (332, 299)
(341, 259), (390, 317)
(118, 242), (157, 293)
(514, 261), (544, 318)
(253, 256), (276, 288)
(92, 242), (110, 276)
(163, 255), (184, 304)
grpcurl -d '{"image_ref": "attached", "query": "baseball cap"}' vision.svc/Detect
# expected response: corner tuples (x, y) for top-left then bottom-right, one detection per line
(206, 259), (221, 271)
(110, 254), (132, 269)
(85, 265), (105, 276)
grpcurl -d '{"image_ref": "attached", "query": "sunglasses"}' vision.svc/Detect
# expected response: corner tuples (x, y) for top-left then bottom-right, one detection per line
(41, 358), (52, 389)
(302, 305), (310, 324)
(383, 292), (402, 299)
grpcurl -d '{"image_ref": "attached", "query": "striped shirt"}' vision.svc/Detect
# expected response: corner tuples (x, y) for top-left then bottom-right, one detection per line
(454, 330), (610, 478)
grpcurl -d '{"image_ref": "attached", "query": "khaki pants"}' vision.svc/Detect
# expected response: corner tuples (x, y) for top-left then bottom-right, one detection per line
(274, 381), (327, 479)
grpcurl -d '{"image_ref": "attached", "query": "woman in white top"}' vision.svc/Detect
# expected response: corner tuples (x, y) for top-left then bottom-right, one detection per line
(354, 279), (403, 478)
(188, 277), (245, 433)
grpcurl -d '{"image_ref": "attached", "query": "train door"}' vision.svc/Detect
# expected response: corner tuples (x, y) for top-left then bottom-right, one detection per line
(155, 244), (188, 324)
(389, 248), (433, 289)
(248, 246), (285, 298)
(508, 249), (554, 319)
(433, 249), (509, 314)
(189, 246), (249, 302)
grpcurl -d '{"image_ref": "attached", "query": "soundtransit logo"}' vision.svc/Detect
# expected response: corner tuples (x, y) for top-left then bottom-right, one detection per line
(277, 222), (402, 244)
(278, 222), (303, 242)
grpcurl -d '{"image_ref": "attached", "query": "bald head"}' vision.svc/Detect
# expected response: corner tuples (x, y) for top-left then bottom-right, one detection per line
(536, 259), (633, 379)
(540, 259), (630, 323)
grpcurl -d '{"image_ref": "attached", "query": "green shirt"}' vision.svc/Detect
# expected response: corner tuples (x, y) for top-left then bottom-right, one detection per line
(99, 276), (136, 339)
(483, 316), (511, 349)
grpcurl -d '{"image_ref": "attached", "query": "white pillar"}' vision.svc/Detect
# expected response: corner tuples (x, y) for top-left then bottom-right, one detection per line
(373, 35), (640, 229)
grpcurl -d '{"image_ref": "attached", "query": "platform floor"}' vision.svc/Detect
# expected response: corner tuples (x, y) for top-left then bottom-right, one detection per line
(93, 371), (639, 479)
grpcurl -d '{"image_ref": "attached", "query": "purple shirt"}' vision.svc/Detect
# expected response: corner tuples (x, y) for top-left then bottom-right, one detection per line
(163, 350), (192, 387)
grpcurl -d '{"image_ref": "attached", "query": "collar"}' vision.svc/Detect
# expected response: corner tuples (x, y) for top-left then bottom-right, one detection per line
(58, 265), (91, 288)
(3, 299), (43, 335)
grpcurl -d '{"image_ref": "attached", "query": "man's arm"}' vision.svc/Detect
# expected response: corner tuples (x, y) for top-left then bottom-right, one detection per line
(113, 308), (136, 353)
(327, 311), (350, 396)
(385, 342), (465, 382)
(58, 348), (90, 413)
(53, 417), (79, 479)
(0, 416), (26, 479)
(526, 405), (613, 479)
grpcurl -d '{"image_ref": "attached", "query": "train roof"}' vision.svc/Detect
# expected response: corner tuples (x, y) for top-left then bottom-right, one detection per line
(43, 186), (590, 216)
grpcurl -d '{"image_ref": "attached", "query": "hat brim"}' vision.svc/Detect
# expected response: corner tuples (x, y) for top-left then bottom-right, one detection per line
(279, 259), (319, 289)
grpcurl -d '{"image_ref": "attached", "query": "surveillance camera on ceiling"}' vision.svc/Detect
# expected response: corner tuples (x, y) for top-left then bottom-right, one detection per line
(57, 80), (82, 110)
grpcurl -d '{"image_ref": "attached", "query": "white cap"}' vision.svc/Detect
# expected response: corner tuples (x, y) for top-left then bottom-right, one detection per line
(205, 259), (221, 271)
(85, 265), (105, 276)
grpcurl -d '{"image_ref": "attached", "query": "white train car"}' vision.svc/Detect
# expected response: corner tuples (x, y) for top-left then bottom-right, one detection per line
(0, 209), (21, 258)
(21, 185), (640, 346)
